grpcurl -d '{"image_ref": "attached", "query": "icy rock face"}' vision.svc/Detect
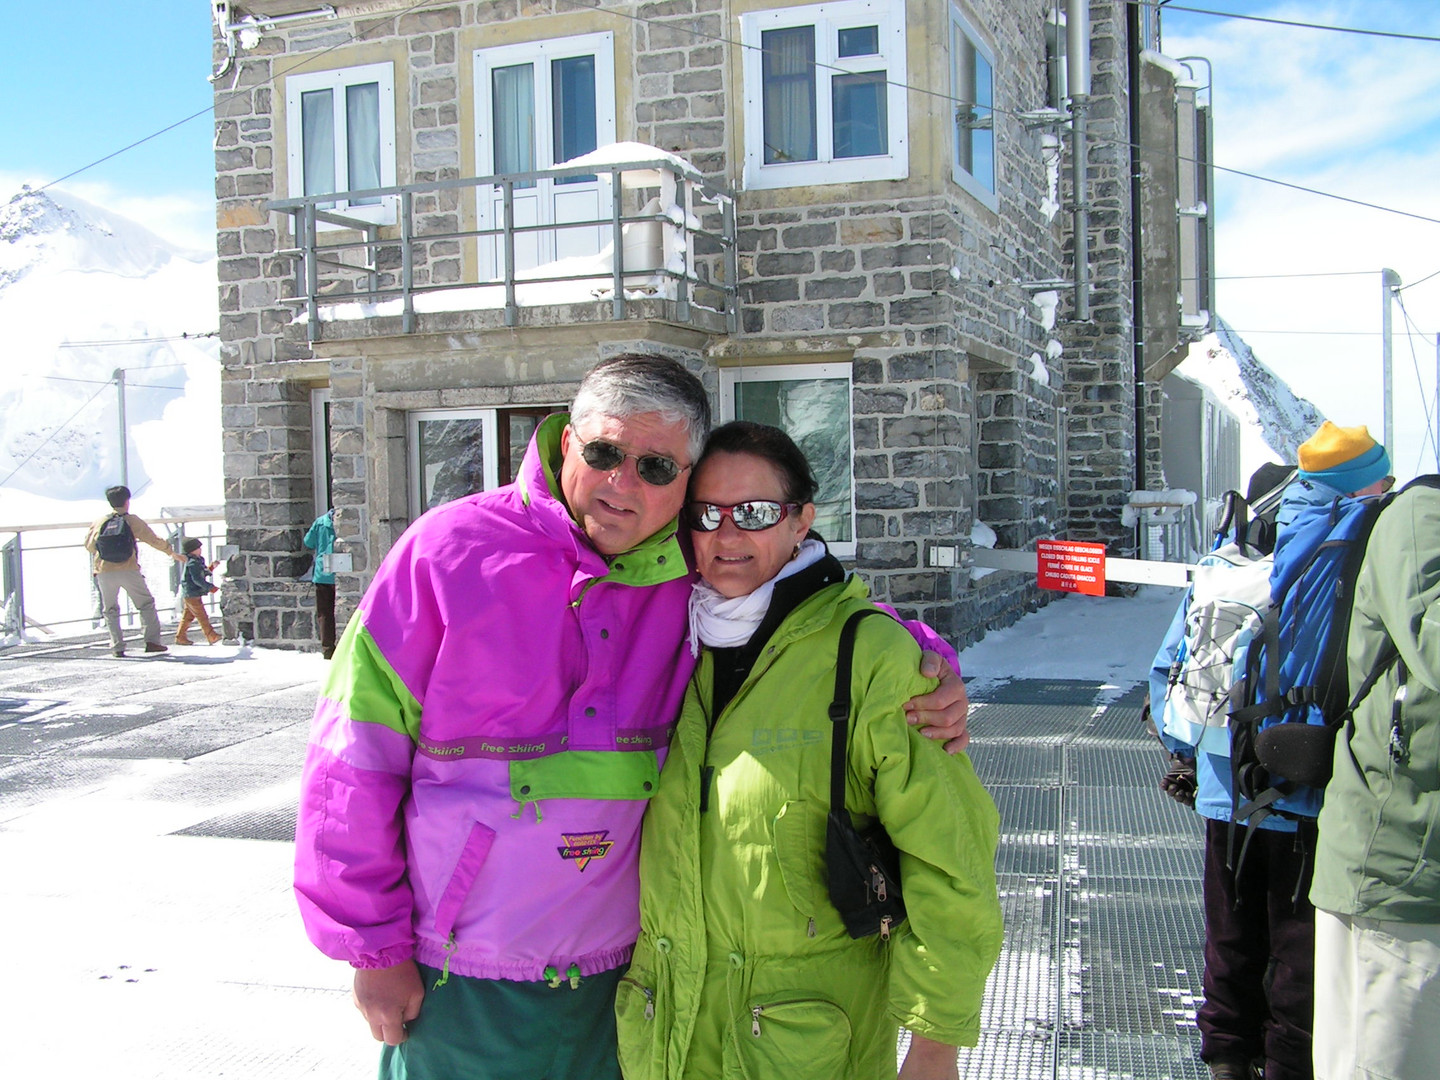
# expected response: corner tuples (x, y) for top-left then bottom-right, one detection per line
(1176, 316), (1325, 475)
(1, 187), (179, 290)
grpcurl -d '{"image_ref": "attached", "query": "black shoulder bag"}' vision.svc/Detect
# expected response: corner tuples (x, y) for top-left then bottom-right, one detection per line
(825, 609), (907, 940)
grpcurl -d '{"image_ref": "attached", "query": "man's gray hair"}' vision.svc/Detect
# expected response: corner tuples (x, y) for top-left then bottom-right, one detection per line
(570, 354), (712, 463)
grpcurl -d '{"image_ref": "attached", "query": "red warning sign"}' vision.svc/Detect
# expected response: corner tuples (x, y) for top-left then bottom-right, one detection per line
(1036, 540), (1107, 596)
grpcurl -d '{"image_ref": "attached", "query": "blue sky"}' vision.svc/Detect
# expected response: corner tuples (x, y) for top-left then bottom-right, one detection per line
(0, 1), (216, 248)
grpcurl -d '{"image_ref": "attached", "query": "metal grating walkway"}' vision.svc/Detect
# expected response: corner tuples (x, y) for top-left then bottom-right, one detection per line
(941, 678), (1208, 1080)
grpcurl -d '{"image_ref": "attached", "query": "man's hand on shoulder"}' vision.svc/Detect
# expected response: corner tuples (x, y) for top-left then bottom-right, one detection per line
(905, 651), (970, 754)
(354, 960), (425, 1045)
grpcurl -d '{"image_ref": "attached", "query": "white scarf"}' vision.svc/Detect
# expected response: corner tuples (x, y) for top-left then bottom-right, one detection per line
(688, 538), (828, 657)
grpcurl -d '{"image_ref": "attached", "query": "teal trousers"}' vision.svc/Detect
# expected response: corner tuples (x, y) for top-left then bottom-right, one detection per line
(379, 964), (623, 1080)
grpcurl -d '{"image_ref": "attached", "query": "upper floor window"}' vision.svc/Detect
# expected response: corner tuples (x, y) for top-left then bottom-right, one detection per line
(740, 1), (908, 190)
(474, 33), (617, 277)
(951, 8), (996, 205)
(284, 62), (397, 225)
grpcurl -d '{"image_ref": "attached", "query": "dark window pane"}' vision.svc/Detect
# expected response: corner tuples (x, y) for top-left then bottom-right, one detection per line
(832, 71), (887, 159)
(552, 54), (598, 184)
(761, 26), (817, 164)
(837, 25), (879, 57)
(735, 378), (852, 543)
(419, 418), (487, 509)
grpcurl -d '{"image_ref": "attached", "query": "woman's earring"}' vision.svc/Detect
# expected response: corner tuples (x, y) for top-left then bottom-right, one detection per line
(791, 544), (800, 560)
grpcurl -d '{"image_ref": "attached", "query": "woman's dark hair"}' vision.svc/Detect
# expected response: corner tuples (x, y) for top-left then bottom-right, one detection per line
(697, 421), (818, 504)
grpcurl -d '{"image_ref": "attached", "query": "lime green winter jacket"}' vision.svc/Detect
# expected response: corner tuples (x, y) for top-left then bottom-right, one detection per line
(616, 575), (1003, 1080)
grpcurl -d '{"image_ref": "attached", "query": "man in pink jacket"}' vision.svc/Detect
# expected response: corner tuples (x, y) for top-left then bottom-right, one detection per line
(294, 354), (969, 1080)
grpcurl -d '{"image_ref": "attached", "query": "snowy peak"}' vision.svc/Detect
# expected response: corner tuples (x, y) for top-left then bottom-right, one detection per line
(0, 186), (192, 289)
(1175, 316), (1325, 474)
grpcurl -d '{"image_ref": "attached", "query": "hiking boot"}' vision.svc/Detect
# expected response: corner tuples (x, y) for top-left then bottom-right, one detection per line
(205, 630), (221, 645)
(174, 635), (194, 646)
(111, 647), (125, 658)
(144, 642), (168, 654)
(1207, 1059), (1260, 1080)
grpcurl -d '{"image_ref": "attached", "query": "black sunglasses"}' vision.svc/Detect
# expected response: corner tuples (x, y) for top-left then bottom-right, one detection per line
(577, 437), (689, 487)
(686, 500), (799, 532)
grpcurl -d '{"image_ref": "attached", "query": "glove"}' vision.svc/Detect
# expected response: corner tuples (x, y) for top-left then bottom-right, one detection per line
(1159, 753), (1197, 808)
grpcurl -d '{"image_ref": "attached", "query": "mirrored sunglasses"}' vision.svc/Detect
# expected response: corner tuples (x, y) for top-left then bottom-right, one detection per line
(577, 438), (689, 487)
(686, 500), (799, 532)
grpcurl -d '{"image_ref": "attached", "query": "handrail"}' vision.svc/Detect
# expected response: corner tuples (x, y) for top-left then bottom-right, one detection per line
(266, 157), (737, 342)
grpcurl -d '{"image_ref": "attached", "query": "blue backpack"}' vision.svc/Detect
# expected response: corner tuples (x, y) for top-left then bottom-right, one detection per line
(1225, 491), (1390, 873)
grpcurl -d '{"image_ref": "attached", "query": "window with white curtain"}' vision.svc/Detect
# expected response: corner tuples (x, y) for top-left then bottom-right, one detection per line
(951, 8), (996, 205)
(720, 364), (855, 558)
(284, 62), (397, 225)
(740, 1), (908, 189)
(474, 33), (616, 277)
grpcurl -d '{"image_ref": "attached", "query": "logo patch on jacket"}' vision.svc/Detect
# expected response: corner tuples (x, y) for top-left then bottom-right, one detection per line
(558, 830), (615, 871)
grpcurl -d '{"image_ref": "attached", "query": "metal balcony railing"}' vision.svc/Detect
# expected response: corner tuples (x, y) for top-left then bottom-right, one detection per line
(267, 157), (738, 342)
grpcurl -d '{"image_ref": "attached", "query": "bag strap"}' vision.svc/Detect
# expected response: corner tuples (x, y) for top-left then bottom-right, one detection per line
(829, 609), (887, 820)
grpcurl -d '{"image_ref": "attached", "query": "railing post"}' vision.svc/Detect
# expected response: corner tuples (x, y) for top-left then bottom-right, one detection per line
(1, 533), (23, 639)
(365, 222), (379, 299)
(502, 179), (518, 327)
(611, 168), (625, 321)
(401, 191), (415, 334)
(723, 196), (739, 335)
(674, 171), (691, 322)
(303, 201), (320, 343)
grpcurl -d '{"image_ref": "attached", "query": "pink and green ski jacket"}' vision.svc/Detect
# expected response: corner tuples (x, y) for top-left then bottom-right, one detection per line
(294, 415), (696, 982)
(293, 414), (961, 984)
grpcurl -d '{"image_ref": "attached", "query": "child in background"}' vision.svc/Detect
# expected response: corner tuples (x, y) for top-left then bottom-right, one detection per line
(175, 538), (222, 645)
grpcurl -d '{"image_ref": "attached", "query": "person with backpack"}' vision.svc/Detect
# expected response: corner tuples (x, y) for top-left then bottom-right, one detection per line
(1149, 423), (1393, 1080)
(84, 484), (186, 657)
(1310, 477), (1440, 1080)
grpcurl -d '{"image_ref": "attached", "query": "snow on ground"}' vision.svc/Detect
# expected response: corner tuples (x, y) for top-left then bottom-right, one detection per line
(956, 585), (1184, 699)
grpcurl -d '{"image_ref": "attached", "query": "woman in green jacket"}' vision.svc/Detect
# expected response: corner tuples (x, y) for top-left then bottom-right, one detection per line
(617, 422), (1002, 1080)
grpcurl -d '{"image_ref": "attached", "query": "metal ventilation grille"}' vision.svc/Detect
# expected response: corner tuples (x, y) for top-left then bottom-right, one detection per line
(896, 678), (1209, 1080)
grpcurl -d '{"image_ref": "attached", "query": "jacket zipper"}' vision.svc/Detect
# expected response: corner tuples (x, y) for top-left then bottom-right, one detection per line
(751, 998), (828, 1037)
(619, 976), (656, 1020)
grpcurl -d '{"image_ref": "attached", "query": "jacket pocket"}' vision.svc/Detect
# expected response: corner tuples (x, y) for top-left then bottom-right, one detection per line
(615, 969), (660, 1080)
(772, 801), (825, 921)
(733, 996), (852, 1080)
(433, 820), (497, 939)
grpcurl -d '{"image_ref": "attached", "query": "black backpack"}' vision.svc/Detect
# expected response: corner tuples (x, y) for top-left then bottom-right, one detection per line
(95, 512), (137, 563)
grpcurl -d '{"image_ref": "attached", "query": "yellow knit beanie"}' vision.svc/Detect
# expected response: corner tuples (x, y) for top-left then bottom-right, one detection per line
(1298, 422), (1376, 471)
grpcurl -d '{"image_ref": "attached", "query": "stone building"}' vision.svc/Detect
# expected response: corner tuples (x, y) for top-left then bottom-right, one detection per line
(209, 0), (1210, 650)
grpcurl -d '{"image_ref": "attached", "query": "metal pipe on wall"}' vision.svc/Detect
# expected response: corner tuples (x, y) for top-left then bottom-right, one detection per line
(1066, 0), (1092, 321)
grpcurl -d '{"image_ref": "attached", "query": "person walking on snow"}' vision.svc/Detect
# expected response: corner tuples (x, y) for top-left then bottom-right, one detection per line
(85, 484), (186, 658)
(303, 508), (337, 659)
(175, 537), (222, 645)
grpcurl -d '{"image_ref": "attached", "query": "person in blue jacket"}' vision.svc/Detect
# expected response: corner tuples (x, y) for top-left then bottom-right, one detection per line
(1150, 422), (1392, 1080)
(303, 509), (337, 659)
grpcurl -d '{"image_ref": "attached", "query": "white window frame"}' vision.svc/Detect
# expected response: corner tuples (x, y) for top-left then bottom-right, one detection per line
(740, 0), (908, 190)
(408, 408), (500, 516)
(311, 387), (333, 519)
(950, 7), (997, 209)
(719, 363), (856, 559)
(473, 33), (617, 277)
(284, 62), (398, 228)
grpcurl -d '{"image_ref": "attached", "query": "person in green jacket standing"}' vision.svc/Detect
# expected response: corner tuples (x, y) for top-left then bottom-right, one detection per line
(1311, 478), (1440, 1080)
(617, 422), (1002, 1080)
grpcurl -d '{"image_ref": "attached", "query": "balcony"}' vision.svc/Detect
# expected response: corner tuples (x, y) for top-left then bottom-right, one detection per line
(266, 146), (738, 344)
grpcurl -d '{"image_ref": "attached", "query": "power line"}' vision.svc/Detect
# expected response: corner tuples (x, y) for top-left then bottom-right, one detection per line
(1399, 267), (1440, 293)
(57, 333), (218, 349)
(31, 0), (1440, 238)
(1147, 1), (1440, 44)
(1392, 291), (1439, 469)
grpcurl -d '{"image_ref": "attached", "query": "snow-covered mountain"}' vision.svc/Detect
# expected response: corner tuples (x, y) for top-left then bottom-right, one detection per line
(0, 187), (220, 524)
(1173, 316), (1326, 479)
